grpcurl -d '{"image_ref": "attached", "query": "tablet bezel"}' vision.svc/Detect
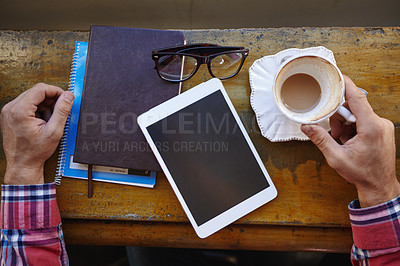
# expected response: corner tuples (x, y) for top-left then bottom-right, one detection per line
(138, 78), (277, 238)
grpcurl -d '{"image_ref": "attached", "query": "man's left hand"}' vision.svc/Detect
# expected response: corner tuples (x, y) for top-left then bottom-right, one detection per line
(1, 83), (74, 185)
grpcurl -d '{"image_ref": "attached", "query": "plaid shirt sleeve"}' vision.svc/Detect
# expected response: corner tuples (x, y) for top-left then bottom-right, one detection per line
(349, 196), (400, 266)
(0, 182), (68, 265)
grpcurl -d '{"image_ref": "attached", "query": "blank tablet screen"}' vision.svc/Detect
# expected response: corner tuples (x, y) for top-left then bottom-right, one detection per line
(147, 90), (269, 226)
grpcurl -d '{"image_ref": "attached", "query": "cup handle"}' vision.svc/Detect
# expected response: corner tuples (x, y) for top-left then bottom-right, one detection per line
(336, 105), (356, 123)
(335, 87), (367, 124)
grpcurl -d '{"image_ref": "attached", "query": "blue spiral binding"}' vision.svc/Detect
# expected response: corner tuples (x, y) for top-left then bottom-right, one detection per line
(55, 42), (80, 185)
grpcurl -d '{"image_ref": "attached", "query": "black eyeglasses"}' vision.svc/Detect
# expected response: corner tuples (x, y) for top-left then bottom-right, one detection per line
(152, 43), (249, 82)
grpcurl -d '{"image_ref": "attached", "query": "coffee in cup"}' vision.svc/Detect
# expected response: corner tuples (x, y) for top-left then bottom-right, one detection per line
(273, 54), (355, 125)
(280, 73), (321, 112)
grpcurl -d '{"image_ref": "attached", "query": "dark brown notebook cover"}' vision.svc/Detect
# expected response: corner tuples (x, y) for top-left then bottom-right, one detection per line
(74, 26), (184, 171)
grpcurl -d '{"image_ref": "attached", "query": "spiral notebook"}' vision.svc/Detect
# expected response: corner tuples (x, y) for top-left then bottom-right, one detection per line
(55, 41), (156, 188)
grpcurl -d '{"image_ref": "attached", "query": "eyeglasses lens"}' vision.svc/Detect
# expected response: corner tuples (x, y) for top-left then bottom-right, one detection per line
(158, 55), (197, 81)
(210, 53), (243, 79)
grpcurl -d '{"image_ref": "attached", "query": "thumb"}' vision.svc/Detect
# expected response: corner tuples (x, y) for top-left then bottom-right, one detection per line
(46, 91), (74, 139)
(301, 124), (342, 163)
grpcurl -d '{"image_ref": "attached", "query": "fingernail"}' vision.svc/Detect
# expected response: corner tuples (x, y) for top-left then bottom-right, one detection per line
(301, 125), (314, 136)
(64, 91), (74, 103)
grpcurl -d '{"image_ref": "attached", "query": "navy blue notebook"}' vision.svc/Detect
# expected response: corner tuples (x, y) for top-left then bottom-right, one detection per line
(55, 41), (156, 188)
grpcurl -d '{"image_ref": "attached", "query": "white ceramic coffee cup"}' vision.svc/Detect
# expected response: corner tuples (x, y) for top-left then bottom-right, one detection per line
(273, 54), (355, 125)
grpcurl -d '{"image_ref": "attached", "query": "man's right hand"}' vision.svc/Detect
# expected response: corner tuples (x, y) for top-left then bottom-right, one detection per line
(301, 75), (399, 208)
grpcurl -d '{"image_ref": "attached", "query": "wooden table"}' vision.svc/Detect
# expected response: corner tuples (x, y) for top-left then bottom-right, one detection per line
(0, 28), (399, 253)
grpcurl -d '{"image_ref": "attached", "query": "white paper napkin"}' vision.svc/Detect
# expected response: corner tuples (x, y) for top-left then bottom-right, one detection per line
(249, 46), (335, 142)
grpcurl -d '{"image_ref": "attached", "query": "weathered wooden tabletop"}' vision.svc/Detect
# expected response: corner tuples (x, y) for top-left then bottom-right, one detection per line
(0, 28), (399, 253)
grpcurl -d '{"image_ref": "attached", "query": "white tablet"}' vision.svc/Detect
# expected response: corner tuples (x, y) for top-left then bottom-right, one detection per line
(138, 78), (277, 238)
